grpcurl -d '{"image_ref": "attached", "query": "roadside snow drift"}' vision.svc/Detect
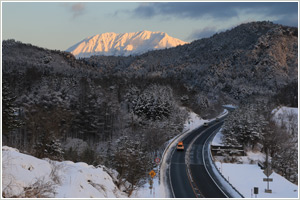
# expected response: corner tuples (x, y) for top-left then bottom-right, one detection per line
(215, 162), (298, 198)
(2, 146), (126, 198)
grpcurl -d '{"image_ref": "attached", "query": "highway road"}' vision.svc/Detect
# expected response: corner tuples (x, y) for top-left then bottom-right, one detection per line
(169, 118), (229, 198)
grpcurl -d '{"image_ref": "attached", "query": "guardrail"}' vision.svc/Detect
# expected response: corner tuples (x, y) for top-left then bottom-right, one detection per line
(207, 129), (244, 198)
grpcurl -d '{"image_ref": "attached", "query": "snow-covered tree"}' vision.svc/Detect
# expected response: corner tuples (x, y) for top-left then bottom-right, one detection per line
(2, 81), (22, 136)
(130, 84), (173, 121)
(34, 133), (64, 161)
(267, 113), (298, 184)
(222, 101), (268, 149)
(272, 132), (298, 184)
(111, 135), (152, 196)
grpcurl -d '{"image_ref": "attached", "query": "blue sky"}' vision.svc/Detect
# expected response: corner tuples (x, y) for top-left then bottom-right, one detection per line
(2, 1), (298, 51)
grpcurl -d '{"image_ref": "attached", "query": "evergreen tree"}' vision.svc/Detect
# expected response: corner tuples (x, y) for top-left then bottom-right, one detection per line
(112, 136), (152, 196)
(222, 101), (268, 149)
(132, 85), (173, 121)
(34, 132), (64, 161)
(2, 82), (21, 136)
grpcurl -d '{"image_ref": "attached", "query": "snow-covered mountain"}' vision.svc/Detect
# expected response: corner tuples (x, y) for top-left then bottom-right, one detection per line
(66, 30), (187, 58)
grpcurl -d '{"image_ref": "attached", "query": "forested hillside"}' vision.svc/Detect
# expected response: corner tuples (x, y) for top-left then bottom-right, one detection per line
(2, 39), (189, 194)
(86, 21), (297, 112)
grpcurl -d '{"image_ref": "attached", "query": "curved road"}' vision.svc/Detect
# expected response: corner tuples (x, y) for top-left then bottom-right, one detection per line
(169, 118), (228, 198)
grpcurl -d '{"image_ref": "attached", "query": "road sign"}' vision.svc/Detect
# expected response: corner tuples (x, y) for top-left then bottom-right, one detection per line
(265, 189), (272, 193)
(149, 170), (156, 178)
(263, 178), (273, 182)
(254, 187), (259, 194)
(154, 158), (160, 165)
(263, 167), (273, 177)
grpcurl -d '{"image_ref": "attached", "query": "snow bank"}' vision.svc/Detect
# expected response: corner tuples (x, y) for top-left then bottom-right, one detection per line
(215, 162), (298, 198)
(2, 146), (126, 198)
(182, 111), (209, 133)
(211, 128), (224, 146)
(3, 147), (52, 197)
(132, 173), (162, 198)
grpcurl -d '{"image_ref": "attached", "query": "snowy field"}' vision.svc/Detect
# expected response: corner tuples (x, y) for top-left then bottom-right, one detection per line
(211, 128), (224, 146)
(2, 146), (126, 198)
(211, 106), (299, 198)
(215, 162), (298, 198)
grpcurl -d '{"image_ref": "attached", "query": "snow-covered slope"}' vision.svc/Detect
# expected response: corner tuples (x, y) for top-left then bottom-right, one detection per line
(66, 30), (187, 58)
(2, 146), (126, 198)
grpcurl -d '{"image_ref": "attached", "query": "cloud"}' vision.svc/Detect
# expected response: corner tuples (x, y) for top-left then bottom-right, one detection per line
(133, 3), (156, 18)
(188, 27), (220, 41)
(133, 2), (239, 19)
(64, 3), (86, 19)
(131, 2), (298, 26)
(273, 13), (298, 27)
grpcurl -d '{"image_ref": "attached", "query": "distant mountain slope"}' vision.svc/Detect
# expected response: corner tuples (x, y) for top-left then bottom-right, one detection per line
(66, 30), (187, 58)
(86, 21), (298, 104)
(2, 21), (298, 110)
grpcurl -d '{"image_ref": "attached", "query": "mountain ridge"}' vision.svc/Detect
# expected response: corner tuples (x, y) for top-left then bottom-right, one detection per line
(3, 21), (297, 106)
(66, 30), (187, 58)
(85, 21), (297, 105)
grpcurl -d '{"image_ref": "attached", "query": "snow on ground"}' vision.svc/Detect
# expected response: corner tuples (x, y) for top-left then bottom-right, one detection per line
(223, 104), (237, 109)
(183, 108), (228, 133)
(215, 162), (298, 198)
(2, 146), (126, 198)
(211, 106), (298, 198)
(211, 128), (224, 146)
(132, 169), (163, 198)
(182, 111), (209, 133)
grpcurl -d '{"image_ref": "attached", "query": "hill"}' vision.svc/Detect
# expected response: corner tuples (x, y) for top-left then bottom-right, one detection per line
(85, 21), (298, 110)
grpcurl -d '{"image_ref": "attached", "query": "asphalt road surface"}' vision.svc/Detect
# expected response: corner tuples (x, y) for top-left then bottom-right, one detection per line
(169, 119), (228, 198)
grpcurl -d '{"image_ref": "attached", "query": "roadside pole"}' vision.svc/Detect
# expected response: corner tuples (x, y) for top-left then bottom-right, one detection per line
(263, 148), (273, 193)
